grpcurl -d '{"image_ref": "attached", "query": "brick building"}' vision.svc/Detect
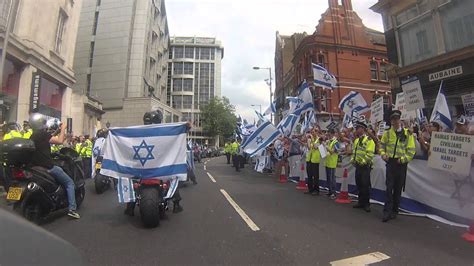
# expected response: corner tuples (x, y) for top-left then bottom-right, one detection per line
(288, 0), (391, 121)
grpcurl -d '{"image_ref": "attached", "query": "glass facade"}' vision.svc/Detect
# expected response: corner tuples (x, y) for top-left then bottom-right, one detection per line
(440, 0), (474, 52)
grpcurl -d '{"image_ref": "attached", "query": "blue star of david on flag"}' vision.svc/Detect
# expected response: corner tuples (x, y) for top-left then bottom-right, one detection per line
(256, 136), (264, 144)
(133, 140), (155, 166)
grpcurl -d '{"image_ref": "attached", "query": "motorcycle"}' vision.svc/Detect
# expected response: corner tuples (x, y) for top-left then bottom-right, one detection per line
(94, 156), (116, 194)
(1, 139), (86, 224)
(129, 179), (170, 228)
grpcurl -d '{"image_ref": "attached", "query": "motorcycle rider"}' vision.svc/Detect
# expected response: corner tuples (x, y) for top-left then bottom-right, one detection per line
(29, 113), (80, 219)
(91, 129), (108, 178)
(124, 110), (185, 216)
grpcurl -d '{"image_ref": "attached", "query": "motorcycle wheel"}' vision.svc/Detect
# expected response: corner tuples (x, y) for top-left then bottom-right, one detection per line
(94, 174), (107, 194)
(139, 187), (161, 228)
(76, 186), (86, 209)
(14, 200), (43, 224)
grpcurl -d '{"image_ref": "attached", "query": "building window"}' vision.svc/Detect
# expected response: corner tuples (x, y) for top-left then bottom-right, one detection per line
(86, 74), (91, 96)
(92, 11), (99, 35)
(318, 54), (325, 68)
(89, 42), (95, 67)
(416, 30), (430, 56)
(370, 61), (378, 80)
(210, 48), (215, 60)
(200, 48), (210, 60)
(183, 96), (192, 109)
(96, 0), (101, 6)
(441, 0), (474, 52)
(173, 62), (183, 75)
(54, 10), (68, 53)
(172, 96), (182, 109)
(183, 62), (193, 75)
(183, 79), (193, 91)
(184, 47), (194, 58)
(379, 63), (388, 81)
(173, 79), (182, 92)
(174, 47), (184, 58)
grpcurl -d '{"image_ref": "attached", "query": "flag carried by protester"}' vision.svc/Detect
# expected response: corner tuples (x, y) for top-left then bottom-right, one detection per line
(430, 81), (453, 130)
(241, 121), (282, 156)
(263, 99), (277, 116)
(312, 63), (337, 89)
(100, 123), (188, 180)
(277, 114), (300, 137)
(339, 91), (370, 114)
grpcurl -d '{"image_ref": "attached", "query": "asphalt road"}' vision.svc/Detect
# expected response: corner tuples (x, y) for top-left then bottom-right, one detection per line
(2, 156), (473, 265)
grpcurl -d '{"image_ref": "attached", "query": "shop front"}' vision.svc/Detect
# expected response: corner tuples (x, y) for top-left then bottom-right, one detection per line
(0, 57), (22, 123)
(30, 72), (64, 119)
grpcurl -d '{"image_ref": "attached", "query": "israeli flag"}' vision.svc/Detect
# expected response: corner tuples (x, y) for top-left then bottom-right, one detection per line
(117, 177), (136, 203)
(255, 110), (269, 124)
(277, 114), (300, 136)
(342, 113), (353, 129)
(164, 177), (179, 200)
(100, 123), (188, 180)
(312, 63), (337, 89)
(430, 81), (453, 130)
(91, 137), (105, 178)
(416, 109), (427, 126)
(293, 81), (314, 116)
(241, 121), (282, 157)
(255, 156), (268, 173)
(339, 91), (370, 114)
(264, 100), (277, 116)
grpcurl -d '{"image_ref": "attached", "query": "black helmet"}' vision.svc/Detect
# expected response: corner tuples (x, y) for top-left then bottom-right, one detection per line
(143, 110), (163, 125)
(96, 128), (109, 138)
(29, 113), (47, 131)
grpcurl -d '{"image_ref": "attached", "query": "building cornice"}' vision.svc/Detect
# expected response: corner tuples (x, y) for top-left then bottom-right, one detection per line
(7, 34), (76, 87)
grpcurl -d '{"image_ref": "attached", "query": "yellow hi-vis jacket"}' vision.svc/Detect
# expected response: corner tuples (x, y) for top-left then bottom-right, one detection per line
(379, 127), (416, 164)
(325, 138), (339, 168)
(351, 135), (375, 166)
(224, 143), (231, 153)
(22, 129), (33, 139)
(3, 130), (24, 140)
(306, 137), (321, 163)
(231, 142), (239, 155)
(80, 139), (93, 158)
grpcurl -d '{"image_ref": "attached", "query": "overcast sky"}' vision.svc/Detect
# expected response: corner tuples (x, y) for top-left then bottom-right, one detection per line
(166, 0), (384, 122)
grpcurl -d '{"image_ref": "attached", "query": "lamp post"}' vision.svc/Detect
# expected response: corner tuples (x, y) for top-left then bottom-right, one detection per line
(253, 66), (272, 123)
(251, 104), (262, 114)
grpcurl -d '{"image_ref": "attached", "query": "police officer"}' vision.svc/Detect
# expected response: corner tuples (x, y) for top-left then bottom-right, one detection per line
(231, 139), (240, 172)
(351, 120), (375, 212)
(325, 129), (340, 199)
(380, 110), (416, 222)
(22, 121), (33, 139)
(79, 135), (93, 179)
(2, 122), (23, 140)
(304, 128), (322, 195)
(224, 141), (231, 164)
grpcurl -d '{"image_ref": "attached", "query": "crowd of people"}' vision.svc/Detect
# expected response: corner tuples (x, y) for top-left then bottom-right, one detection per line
(228, 110), (473, 223)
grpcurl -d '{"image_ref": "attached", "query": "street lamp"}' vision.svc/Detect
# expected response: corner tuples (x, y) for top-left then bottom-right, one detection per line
(251, 104), (262, 114)
(253, 66), (273, 123)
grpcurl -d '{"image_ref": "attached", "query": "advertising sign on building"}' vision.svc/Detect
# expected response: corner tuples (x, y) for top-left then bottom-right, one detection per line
(394, 92), (416, 121)
(30, 73), (41, 113)
(401, 77), (425, 111)
(429, 66), (463, 82)
(428, 132), (473, 176)
(370, 96), (384, 126)
(461, 93), (474, 116)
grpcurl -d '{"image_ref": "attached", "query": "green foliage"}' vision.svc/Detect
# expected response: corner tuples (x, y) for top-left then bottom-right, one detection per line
(200, 97), (237, 139)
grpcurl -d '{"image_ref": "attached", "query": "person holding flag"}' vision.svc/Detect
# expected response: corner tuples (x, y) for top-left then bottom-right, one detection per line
(325, 129), (340, 199)
(304, 128), (322, 195)
(379, 110), (416, 222)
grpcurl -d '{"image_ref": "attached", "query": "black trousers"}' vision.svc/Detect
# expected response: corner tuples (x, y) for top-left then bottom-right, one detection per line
(355, 164), (371, 207)
(384, 159), (407, 215)
(232, 154), (240, 171)
(306, 162), (320, 192)
(226, 153), (231, 164)
(83, 157), (92, 179)
(239, 155), (245, 168)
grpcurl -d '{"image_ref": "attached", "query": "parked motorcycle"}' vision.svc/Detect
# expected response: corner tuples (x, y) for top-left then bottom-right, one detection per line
(1, 138), (86, 224)
(94, 156), (116, 194)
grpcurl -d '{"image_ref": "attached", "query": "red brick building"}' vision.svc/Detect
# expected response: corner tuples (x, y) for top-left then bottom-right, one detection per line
(289, 0), (391, 121)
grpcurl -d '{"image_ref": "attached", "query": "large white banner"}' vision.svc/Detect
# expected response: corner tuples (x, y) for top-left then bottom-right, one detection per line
(370, 96), (384, 126)
(401, 77), (425, 111)
(461, 93), (474, 116)
(428, 132), (473, 176)
(394, 92), (416, 121)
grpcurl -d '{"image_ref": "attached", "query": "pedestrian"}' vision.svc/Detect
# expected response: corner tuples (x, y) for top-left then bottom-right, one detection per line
(304, 128), (322, 195)
(351, 120), (375, 213)
(379, 110), (416, 222)
(224, 141), (231, 164)
(325, 129), (339, 199)
(231, 139), (240, 172)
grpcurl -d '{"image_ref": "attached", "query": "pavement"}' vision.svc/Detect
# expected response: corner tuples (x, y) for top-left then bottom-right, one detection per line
(1, 156), (473, 265)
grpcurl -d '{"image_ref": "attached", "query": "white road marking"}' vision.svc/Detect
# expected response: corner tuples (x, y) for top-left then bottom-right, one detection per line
(220, 189), (260, 232)
(207, 172), (216, 183)
(330, 252), (390, 266)
(204, 165), (207, 170)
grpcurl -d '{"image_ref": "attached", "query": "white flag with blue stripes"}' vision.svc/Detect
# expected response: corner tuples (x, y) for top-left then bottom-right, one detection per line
(430, 81), (453, 130)
(117, 177), (136, 203)
(264, 100), (277, 116)
(277, 114), (300, 137)
(100, 123), (188, 180)
(339, 91), (370, 114)
(312, 63), (337, 89)
(241, 121), (282, 157)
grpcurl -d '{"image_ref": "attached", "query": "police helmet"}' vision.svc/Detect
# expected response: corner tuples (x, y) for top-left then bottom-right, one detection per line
(143, 110), (163, 125)
(46, 118), (61, 132)
(29, 113), (48, 131)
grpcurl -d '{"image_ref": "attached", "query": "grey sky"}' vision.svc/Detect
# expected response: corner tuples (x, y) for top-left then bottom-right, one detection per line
(166, 0), (384, 122)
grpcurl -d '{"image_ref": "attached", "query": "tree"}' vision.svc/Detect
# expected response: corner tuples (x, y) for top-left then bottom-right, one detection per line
(200, 97), (237, 143)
